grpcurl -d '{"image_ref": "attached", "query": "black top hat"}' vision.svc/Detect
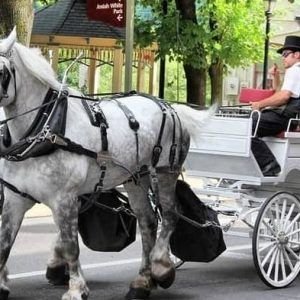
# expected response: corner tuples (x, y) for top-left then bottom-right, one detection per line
(277, 36), (300, 54)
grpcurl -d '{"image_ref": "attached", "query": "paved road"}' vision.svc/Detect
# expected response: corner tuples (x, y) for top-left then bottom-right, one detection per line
(4, 217), (300, 300)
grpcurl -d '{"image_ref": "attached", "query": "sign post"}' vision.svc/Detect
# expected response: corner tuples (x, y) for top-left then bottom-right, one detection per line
(124, 0), (134, 92)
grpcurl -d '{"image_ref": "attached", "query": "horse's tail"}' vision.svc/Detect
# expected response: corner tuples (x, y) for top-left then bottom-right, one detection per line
(172, 104), (217, 141)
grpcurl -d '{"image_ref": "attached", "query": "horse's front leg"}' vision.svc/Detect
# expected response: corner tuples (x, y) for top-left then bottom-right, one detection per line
(46, 232), (70, 286)
(51, 195), (89, 300)
(0, 191), (34, 300)
(124, 177), (158, 300)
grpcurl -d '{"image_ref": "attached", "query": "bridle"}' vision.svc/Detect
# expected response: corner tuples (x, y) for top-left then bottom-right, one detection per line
(0, 51), (15, 101)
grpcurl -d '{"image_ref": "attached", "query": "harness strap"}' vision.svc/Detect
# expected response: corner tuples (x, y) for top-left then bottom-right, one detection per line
(50, 134), (97, 159)
(92, 105), (109, 152)
(149, 168), (162, 219)
(0, 178), (40, 203)
(152, 100), (167, 167)
(81, 98), (101, 127)
(112, 99), (140, 131)
(130, 93), (169, 167)
(94, 164), (107, 192)
(167, 105), (177, 170)
(112, 99), (140, 171)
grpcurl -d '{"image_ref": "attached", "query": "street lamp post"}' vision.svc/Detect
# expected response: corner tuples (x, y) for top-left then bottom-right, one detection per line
(262, 0), (276, 89)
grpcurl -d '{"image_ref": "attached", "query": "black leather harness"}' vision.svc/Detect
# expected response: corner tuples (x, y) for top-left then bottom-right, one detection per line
(0, 89), (68, 161)
(0, 90), (184, 209)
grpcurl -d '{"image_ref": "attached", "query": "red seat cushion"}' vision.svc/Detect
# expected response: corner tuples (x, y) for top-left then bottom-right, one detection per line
(276, 127), (300, 138)
(239, 88), (275, 103)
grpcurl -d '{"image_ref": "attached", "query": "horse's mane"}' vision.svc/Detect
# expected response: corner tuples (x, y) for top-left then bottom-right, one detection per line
(13, 43), (62, 91)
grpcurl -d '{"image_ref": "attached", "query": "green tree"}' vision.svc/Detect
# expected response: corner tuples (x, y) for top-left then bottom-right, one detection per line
(136, 0), (265, 105)
(34, 0), (57, 9)
(0, 0), (34, 45)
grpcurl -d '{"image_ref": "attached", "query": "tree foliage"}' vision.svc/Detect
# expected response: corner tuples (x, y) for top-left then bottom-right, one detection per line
(136, 0), (265, 70)
(0, 0), (34, 45)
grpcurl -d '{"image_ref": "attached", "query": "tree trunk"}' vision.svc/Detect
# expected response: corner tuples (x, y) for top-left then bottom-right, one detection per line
(0, 0), (34, 46)
(184, 64), (206, 106)
(175, 0), (206, 106)
(209, 61), (223, 105)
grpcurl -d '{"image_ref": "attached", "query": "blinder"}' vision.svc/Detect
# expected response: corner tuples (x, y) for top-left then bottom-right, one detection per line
(0, 52), (14, 100)
(1, 64), (12, 98)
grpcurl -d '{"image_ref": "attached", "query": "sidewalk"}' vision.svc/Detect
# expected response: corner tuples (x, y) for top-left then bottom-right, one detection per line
(25, 203), (52, 218)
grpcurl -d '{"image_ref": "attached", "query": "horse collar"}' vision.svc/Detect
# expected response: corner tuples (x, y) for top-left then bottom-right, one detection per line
(0, 89), (68, 161)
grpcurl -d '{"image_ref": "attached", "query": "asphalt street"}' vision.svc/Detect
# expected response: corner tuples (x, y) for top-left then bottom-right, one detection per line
(3, 216), (300, 300)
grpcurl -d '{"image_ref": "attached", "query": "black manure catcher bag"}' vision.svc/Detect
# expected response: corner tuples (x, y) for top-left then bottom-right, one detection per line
(170, 180), (226, 262)
(78, 189), (136, 252)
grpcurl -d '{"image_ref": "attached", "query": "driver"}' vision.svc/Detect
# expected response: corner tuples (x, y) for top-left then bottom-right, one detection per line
(250, 36), (300, 176)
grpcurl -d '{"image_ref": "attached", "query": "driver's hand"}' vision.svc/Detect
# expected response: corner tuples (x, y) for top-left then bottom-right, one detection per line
(250, 101), (261, 111)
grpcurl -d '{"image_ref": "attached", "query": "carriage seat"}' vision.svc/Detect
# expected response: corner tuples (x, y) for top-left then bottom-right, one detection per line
(238, 88), (300, 139)
(238, 88), (275, 104)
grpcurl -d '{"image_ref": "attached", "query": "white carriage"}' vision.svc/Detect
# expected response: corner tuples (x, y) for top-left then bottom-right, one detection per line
(184, 107), (300, 289)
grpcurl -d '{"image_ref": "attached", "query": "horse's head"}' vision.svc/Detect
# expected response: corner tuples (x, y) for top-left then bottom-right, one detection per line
(0, 28), (17, 106)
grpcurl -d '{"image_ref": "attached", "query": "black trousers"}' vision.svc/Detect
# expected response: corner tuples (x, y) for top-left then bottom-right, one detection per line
(251, 109), (291, 169)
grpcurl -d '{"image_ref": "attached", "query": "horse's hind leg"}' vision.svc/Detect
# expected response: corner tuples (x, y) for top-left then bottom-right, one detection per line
(150, 172), (178, 289)
(124, 177), (158, 300)
(0, 192), (34, 300)
(51, 195), (89, 300)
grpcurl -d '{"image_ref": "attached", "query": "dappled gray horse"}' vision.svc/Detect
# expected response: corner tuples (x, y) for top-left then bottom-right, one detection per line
(0, 28), (212, 300)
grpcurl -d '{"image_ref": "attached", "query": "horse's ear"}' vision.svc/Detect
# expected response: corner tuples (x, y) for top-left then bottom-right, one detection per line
(1, 26), (17, 54)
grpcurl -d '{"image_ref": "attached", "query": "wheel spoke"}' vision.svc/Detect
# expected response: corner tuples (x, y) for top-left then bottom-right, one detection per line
(262, 244), (277, 267)
(280, 199), (287, 231)
(286, 213), (300, 233)
(267, 248), (278, 277)
(275, 202), (280, 224)
(262, 220), (276, 237)
(274, 248), (280, 281)
(283, 247), (294, 271)
(259, 241), (276, 254)
(285, 244), (300, 261)
(286, 228), (300, 238)
(288, 240), (300, 246)
(258, 234), (276, 240)
(280, 250), (287, 280)
(283, 203), (295, 231)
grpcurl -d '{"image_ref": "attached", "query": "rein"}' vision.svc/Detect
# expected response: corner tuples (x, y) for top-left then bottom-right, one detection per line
(0, 94), (63, 126)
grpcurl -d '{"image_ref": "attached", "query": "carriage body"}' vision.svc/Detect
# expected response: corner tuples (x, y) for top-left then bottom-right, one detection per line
(184, 107), (300, 288)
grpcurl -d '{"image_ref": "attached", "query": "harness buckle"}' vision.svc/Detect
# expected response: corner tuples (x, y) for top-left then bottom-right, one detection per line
(50, 134), (68, 146)
(151, 145), (162, 167)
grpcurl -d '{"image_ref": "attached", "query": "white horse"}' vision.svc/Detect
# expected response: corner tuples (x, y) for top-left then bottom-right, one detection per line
(0, 28), (213, 300)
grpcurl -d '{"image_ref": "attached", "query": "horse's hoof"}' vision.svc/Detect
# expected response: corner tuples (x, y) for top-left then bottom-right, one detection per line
(151, 266), (175, 289)
(0, 288), (9, 300)
(125, 288), (150, 300)
(46, 264), (69, 285)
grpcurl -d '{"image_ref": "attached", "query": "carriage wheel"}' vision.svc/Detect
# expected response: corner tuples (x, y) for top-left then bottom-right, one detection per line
(252, 191), (300, 288)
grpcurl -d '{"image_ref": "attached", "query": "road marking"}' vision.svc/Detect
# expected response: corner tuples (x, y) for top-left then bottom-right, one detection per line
(8, 258), (142, 280)
(225, 231), (250, 238)
(227, 244), (252, 251)
(224, 251), (252, 259)
(9, 244), (253, 280)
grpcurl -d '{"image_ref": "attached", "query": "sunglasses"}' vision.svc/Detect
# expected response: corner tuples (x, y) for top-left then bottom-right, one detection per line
(282, 51), (294, 58)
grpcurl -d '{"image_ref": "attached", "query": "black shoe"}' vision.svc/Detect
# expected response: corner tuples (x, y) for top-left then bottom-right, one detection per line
(262, 161), (281, 177)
